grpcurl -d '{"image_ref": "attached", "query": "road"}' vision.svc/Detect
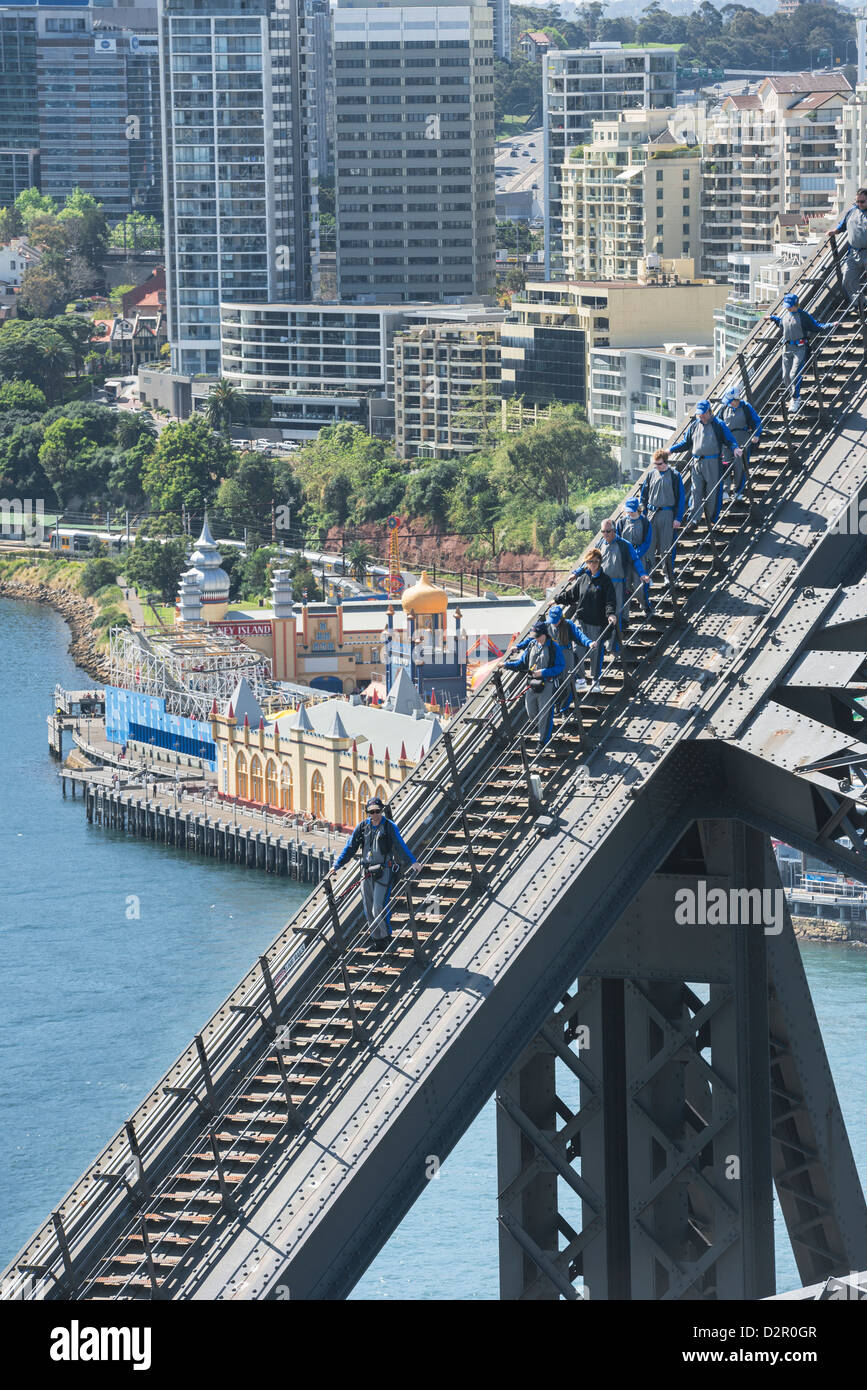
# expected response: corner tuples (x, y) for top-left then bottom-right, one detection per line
(495, 127), (544, 199)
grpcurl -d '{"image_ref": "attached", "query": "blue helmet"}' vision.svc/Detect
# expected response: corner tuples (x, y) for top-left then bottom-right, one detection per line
(695, 399), (712, 417)
(624, 496), (640, 513)
(783, 292), (799, 308)
(547, 604), (563, 623)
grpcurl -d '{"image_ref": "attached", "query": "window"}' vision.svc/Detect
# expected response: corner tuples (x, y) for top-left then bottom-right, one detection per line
(357, 781), (371, 822)
(342, 777), (357, 828)
(311, 770), (325, 819)
(375, 784), (386, 806)
(280, 763), (292, 811)
(235, 750), (248, 799)
(250, 754), (263, 803)
(656, 170), (663, 182)
(265, 759), (278, 807)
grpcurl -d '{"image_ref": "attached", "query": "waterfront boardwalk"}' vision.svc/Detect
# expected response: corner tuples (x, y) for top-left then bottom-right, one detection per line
(82, 779), (337, 882)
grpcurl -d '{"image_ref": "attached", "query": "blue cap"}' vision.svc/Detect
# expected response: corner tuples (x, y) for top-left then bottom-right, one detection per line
(532, 618), (548, 635)
(695, 400), (712, 416)
(624, 497), (640, 513)
(783, 292), (798, 308)
(547, 604), (563, 623)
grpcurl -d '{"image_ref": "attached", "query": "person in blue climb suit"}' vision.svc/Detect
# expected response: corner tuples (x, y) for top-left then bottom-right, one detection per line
(669, 400), (743, 529)
(504, 618), (565, 747)
(720, 385), (762, 500)
(511, 603), (591, 706)
(766, 293), (837, 416)
(333, 795), (416, 949)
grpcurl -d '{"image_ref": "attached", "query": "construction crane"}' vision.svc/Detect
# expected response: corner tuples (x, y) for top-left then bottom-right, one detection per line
(386, 514), (403, 597)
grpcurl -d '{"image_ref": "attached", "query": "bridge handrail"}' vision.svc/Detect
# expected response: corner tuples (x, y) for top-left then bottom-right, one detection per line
(5, 231), (864, 1300)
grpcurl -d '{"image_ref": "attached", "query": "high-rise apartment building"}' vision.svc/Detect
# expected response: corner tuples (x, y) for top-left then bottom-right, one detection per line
(701, 74), (851, 281)
(160, 0), (319, 376)
(0, 7), (38, 206)
(306, 0), (333, 178)
(544, 42), (678, 277)
(559, 109), (701, 282)
(488, 0), (508, 61)
(392, 317), (502, 459)
(0, 4), (161, 218)
(333, 0), (496, 304)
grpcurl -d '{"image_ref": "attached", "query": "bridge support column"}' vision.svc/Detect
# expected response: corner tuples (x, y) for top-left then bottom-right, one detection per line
(496, 821), (864, 1300)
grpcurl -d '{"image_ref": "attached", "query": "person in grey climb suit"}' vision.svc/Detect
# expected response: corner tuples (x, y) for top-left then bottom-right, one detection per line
(720, 386), (762, 499)
(600, 517), (650, 642)
(669, 400), (742, 528)
(767, 293), (837, 415)
(333, 796), (416, 947)
(617, 496), (654, 623)
(504, 618), (565, 746)
(833, 189), (867, 303)
(639, 449), (686, 588)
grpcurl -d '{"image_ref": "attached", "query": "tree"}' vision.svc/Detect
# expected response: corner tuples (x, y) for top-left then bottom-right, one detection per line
(0, 320), (72, 402)
(140, 415), (233, 517)
(18, 267), (66, 318)
(0, 379), (46, 415)
(109, 284), (137, 306)
(489, 405), (616, 509)
(14, 188), (58, 226)
(50, 316), (95, 376)
(294, 422), (404, 530)
(108, 213), (163, 253)
(124, 537), (189, 603)
(38, 417), (104, 504)
(0, 205), (21, 241)
(80, 557), (120, 596)
(214, 451), (275, 537)
(347, 540), (372, 583)
(0, 422), (53, 501)
(206, 378), (241, 438)
(402, 458), (461, 532)
(238, 545), (278, 601)
(496, 219), (539, 255)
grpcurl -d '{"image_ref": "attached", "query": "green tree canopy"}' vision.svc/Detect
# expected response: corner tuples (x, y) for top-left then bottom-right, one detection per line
(0, 320), (72, 401)
(124, 537), (189, 603)
(80, 556), (120, 595)
(140, 415), (233, 517)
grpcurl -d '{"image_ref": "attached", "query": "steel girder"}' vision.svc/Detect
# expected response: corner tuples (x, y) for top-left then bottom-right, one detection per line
(494, 824), (865, 1301)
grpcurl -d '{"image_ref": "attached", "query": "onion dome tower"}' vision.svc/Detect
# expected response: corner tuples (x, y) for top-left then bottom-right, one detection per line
(181, 512), (230, 622)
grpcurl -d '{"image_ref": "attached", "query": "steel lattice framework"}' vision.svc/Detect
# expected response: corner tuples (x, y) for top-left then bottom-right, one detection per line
(108, 625), (273, 720)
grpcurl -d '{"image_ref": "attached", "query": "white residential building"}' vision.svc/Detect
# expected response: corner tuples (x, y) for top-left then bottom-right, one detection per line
(701, 73), (851, 282)
(544, 42), (678, 277)
(588, 341), (714, 480)
(0, 236), (39, 289)
(559, 108), (702, 282)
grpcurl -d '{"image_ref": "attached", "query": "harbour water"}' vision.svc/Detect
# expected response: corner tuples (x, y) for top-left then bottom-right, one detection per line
(1, 597), (864, 1297)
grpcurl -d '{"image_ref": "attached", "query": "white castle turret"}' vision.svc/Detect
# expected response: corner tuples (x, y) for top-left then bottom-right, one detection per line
(177, 570), (203, 626)
(180, 512), (230, 621)
(271, 568), (294, 621)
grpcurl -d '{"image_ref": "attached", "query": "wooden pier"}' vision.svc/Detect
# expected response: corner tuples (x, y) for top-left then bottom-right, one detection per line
(83, 783), (332, 883)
